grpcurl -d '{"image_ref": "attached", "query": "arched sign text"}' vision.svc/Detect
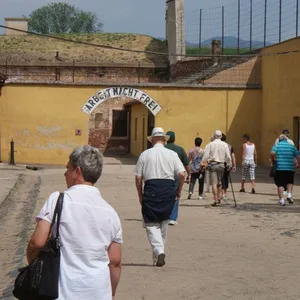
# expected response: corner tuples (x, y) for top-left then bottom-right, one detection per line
(82, 87), (161, 116)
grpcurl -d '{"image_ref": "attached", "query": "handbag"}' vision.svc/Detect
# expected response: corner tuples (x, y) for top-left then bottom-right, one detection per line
(13, 193), (64, 300)
(269, 162), (277, 178)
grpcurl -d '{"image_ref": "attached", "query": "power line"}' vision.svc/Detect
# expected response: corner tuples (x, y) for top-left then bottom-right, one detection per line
(1, 24), (300, 58)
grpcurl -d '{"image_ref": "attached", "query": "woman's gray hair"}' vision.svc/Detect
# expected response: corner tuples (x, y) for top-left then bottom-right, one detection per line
(69, 145), (103, 184)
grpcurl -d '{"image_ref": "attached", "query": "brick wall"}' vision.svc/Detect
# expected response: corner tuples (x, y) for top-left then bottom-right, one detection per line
(204, 57), (261, 86)
(0, 65), (169, 84)
(88, 97), (135, 153)
(170, 58), (212, 80)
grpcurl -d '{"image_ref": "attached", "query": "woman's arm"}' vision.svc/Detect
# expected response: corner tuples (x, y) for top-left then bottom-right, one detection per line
(108, 242), (122, 298)
(254, 145), (258, 165)
(26, 220), (51, 263)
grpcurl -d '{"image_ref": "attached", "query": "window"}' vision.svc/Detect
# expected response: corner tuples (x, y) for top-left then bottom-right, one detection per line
(112, 110), (128, 137)
(95, 113), (103, 128)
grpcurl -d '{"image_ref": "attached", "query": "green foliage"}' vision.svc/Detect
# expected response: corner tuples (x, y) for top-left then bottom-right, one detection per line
(186, 47), (252, 55)
(28, 2), (103, 34)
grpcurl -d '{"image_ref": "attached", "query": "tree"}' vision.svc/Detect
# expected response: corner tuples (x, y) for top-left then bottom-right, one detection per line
(28, 2), (103, 34)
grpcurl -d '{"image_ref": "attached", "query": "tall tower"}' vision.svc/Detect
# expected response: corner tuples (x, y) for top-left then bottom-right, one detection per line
(166, 0), (186, 65)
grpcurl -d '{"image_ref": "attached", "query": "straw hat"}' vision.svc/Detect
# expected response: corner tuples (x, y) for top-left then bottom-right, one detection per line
(147, 127), (170, 142)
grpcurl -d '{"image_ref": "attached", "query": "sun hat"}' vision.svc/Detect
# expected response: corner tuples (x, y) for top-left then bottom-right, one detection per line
(147, 127), (170, 142)
(282, 129), (290, 135)
(214, 130), (222, 139)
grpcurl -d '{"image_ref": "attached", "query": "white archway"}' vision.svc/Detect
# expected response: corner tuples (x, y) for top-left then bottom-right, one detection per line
(82, 87), (161, 116)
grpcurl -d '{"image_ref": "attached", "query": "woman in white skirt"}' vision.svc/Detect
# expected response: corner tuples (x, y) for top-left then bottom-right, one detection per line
(240, 134), (257, 194)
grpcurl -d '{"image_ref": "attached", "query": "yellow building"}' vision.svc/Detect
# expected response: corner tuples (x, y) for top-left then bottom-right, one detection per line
(0, 84), (261, 165)
(0, 37), (300, 166)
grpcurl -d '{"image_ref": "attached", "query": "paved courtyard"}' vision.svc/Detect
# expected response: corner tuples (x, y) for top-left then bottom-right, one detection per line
(1, 158), (300, 300)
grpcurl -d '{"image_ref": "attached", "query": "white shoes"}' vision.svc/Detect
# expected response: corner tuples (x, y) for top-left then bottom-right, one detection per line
(169, 220), (177, 226)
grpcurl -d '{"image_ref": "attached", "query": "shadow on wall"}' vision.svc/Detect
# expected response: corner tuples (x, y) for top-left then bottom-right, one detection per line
(226, 62), (262, 165)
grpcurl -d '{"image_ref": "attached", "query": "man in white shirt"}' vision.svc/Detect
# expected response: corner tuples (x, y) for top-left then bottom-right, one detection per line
(201, 130), (232, 207)
(134, 127), (185, 267)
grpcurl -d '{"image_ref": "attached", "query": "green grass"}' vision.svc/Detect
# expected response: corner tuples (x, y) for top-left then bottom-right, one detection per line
(186, 47), (254, 55)
(0, 33), (168, 65)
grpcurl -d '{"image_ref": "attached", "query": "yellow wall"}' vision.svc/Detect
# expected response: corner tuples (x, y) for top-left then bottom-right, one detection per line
(0, 84), (261, 165)
(3, 37), (300, 166)
(147, 88), (262, 164)
(1, 85), (89, 165)
(261, 38), (300, 164)
(130, 103), (149, 156)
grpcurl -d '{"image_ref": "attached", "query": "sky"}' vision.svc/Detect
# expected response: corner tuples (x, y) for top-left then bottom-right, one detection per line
(0, 0), (298, 46)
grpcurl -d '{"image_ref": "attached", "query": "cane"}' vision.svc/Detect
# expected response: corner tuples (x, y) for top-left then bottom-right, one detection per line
(228, 170), (237, 207)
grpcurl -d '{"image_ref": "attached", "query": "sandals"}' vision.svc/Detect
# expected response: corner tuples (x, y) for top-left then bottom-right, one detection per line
(211, 199), (221, 207)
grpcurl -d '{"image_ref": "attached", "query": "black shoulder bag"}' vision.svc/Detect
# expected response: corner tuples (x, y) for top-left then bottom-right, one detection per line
(269, 161), (277, 178)
(13, 192), (64, 300)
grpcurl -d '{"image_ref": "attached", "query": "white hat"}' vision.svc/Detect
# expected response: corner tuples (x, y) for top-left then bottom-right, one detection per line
(214, 130), (222, 138)
(147, 127), (170, 142)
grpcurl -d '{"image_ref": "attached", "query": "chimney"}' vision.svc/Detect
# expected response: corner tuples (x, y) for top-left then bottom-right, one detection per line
(5, 18), (28, 36)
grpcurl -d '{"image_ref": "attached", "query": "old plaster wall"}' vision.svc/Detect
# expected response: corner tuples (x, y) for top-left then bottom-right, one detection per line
(0, 83), (261, 165)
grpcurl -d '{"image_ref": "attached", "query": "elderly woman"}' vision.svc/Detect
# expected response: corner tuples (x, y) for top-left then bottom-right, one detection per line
(26, 145), (122, 300)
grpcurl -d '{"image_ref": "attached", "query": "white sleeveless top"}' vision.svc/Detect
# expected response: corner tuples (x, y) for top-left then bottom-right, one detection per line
(244, 143), (255, 160)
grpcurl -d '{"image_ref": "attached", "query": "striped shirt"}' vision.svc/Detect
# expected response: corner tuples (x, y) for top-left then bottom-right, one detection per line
(271, 140), (299, 171)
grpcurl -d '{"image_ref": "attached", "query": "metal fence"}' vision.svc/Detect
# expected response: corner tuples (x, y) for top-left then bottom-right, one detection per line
(185, 0), (300, 53)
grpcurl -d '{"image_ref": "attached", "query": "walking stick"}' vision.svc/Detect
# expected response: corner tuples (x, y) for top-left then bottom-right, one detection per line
(228, 170), (237, 207)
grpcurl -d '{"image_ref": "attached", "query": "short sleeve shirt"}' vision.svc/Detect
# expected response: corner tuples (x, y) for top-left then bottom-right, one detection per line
(271, 140), (299, 171)
(134, 144), (185, 181)
(165, 143), (189, 166)
(188, 147), (204, 173)
(37, 185), (123, 300)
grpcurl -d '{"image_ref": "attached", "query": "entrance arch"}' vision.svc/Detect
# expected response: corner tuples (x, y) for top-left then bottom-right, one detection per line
(82, 87), (161, 116)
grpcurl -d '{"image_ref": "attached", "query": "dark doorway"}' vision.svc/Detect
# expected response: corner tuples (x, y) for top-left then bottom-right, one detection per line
(147, 111), (155, 149)
(112, 110), (128, 137)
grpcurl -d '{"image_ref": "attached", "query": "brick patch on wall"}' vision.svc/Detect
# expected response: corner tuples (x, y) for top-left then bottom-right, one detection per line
(88, 97), (134, 153)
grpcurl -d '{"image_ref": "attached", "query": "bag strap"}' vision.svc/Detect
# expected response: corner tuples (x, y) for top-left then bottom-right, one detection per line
(50, 192), (64, 238)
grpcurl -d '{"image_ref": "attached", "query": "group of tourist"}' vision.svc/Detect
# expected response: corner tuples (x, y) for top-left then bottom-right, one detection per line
(21, 127), (300, 300)
(164, 129), (257, 207)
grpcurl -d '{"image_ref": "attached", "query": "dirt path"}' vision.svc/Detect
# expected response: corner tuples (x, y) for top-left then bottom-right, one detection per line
(1, 164), (300, 299)
(0, 172), (41, 299)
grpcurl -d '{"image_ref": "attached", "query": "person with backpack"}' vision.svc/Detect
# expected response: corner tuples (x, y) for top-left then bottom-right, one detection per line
(187, 137), (205, 200)
(220, 134), (236, 201)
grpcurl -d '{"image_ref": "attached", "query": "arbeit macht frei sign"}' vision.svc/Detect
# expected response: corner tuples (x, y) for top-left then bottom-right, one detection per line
(82, 87), (162, 116)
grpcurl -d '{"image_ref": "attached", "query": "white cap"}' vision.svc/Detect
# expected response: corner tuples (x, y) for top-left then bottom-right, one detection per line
(214, 130), (222, 139)
(147, 127), (170, 142)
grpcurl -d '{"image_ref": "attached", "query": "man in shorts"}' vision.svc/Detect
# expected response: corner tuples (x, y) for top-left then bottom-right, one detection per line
(201, 130), (232, 207)
(271, 134), (300, 206)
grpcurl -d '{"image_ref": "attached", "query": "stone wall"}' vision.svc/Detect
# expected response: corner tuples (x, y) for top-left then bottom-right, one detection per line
(204, 57), (261, 86)
(0, 65), (169, 84)
(170, 58), (212, 80)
